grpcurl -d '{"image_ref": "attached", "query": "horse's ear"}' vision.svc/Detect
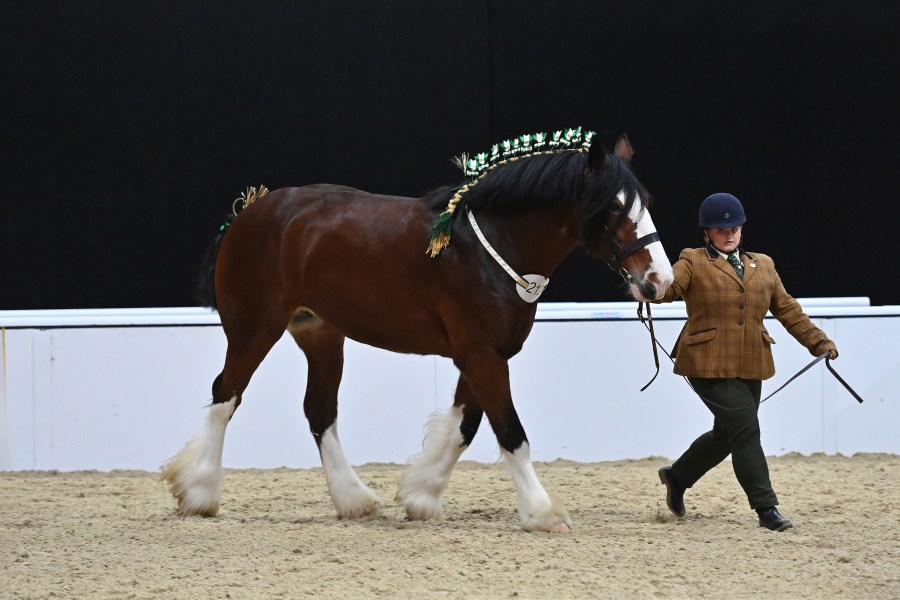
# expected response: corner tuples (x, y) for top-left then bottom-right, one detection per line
(614, 134), (634, 164)
(587, 137), (607, 172)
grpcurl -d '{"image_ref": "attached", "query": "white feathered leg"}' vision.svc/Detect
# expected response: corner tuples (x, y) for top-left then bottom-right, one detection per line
(502, 442), (571, 532)
(398, 406), (468, 520)
(160, 397), (236, 516)
(319, 425), (382, 518)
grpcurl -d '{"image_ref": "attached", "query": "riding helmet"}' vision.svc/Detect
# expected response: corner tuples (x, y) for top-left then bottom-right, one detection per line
(698, 193), (746, 228)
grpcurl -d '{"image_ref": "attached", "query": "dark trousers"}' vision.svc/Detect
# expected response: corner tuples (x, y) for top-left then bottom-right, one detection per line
(671, 377), (778, 510)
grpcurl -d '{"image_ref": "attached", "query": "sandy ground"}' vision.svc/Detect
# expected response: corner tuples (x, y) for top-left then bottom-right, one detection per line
(1, 453), (898, 599)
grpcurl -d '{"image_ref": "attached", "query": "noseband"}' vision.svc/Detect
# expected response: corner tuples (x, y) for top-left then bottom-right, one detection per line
(600, 225), (661, 283)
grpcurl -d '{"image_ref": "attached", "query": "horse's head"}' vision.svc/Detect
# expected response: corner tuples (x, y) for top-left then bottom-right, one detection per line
(580, 135), (673, 301)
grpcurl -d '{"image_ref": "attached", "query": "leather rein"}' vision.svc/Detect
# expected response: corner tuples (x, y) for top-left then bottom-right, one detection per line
(635, 306), (864, 408)
(598, 221), (861, 408)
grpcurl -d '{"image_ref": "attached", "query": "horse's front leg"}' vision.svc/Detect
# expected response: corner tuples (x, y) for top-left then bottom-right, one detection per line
(398, 374), (484, 520)
(461, 354), (571, 533)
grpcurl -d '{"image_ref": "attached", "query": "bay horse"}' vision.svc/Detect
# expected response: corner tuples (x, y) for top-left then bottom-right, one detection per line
(161, 131), (673, 532)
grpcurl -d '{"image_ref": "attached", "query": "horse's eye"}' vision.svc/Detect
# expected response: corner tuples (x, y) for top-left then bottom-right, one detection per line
(609, 200), (624, 213)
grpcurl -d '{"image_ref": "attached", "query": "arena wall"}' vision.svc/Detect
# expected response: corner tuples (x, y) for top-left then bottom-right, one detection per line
(1, 299), (897, 472)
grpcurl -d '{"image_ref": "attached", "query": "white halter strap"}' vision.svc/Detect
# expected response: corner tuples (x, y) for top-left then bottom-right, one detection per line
(466, 209), (549, 303)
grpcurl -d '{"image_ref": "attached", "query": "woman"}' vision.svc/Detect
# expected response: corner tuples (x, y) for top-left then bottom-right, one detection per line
(654, 192), (838, 531)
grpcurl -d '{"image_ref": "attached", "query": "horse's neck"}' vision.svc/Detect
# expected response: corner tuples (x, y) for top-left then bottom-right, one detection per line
(475, 209), (581, 276)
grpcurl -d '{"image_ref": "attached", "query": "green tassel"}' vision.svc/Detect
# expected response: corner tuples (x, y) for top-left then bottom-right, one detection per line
(427, 209), (454, 257)
(431, 209), (453, 237)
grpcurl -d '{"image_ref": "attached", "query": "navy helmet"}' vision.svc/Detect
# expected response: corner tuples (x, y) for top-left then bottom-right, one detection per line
(698, 193), (746, 228)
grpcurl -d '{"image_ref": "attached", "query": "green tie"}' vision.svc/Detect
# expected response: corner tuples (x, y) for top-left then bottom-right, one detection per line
(727, 253), (744, 278)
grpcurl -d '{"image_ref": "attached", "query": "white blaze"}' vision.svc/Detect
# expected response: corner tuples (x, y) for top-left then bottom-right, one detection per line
(625, 190), (673, 299)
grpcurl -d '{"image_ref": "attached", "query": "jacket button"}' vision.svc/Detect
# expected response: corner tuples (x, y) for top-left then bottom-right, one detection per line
(739, 304), (744, 310)
(738, 320), (744, 326)
(739, 287), (745, 293)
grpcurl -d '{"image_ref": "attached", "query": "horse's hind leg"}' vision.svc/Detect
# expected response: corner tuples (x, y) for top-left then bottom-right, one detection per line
(398, 374), (483, 520)
(161, 315), (286, 516)
(290, 320), (382, 518)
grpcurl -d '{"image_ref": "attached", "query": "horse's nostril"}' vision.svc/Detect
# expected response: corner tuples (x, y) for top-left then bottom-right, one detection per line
(646, 270), (673, 293)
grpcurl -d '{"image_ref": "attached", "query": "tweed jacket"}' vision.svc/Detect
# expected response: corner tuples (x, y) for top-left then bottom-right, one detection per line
(654, 246), (836, 380)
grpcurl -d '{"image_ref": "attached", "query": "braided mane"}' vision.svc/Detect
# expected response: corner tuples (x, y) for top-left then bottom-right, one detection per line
(426, 128), (646, 256)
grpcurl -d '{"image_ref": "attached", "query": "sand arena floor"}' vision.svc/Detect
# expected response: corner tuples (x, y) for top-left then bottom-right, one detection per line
(2, 453), (898, 599)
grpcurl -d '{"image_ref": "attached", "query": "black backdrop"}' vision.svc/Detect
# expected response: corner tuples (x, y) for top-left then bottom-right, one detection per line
(3, 1), (899, 309)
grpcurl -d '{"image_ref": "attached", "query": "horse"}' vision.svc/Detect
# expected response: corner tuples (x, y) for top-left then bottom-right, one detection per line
(161, 130), (674, 532)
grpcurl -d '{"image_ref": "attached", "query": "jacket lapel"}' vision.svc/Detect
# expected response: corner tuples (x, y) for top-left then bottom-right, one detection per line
(707, 245), (744, 285)
(741, 251), (757, 284)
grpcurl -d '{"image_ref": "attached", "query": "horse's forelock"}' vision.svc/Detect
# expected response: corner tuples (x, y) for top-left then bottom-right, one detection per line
(580, 154), (648, 244)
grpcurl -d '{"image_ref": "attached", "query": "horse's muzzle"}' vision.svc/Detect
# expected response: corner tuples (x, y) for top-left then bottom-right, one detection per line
(635, 280), (657, 302)
(631, 269), (672, 301)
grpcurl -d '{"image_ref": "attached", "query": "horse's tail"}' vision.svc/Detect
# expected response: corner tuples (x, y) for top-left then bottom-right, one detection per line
(195, 224), (228, 310)
(196, 186), (270, 310)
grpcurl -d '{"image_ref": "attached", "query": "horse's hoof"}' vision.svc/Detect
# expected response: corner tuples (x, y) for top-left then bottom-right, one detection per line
(400, 494), (444, 521)
(546, 521), (572, 533)
(334, 488), (383, 520)
(396, 483), (444, 520)
(520, 493), (572, 532)
(177, 497), (220, 517)
(337, 502), (381, 520)
(525, 518), (572, 533)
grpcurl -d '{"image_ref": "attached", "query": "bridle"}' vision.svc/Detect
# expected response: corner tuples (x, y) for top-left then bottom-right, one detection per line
(597, 213), (664, 392)
(600, 224), (661, 283)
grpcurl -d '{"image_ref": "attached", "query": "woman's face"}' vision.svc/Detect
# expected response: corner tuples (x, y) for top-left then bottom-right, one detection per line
(706, 226), (742, 253)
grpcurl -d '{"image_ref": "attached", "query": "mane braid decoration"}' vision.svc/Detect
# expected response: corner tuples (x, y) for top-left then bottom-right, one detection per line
(427, 127), (595, 257)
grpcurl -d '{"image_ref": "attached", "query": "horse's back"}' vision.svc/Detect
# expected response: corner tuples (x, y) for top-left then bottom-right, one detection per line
(224, 184), (427, 242)
(255, 185), (424, 224)
(216, 184), (462, 353)
(257, 185), (431, 247)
